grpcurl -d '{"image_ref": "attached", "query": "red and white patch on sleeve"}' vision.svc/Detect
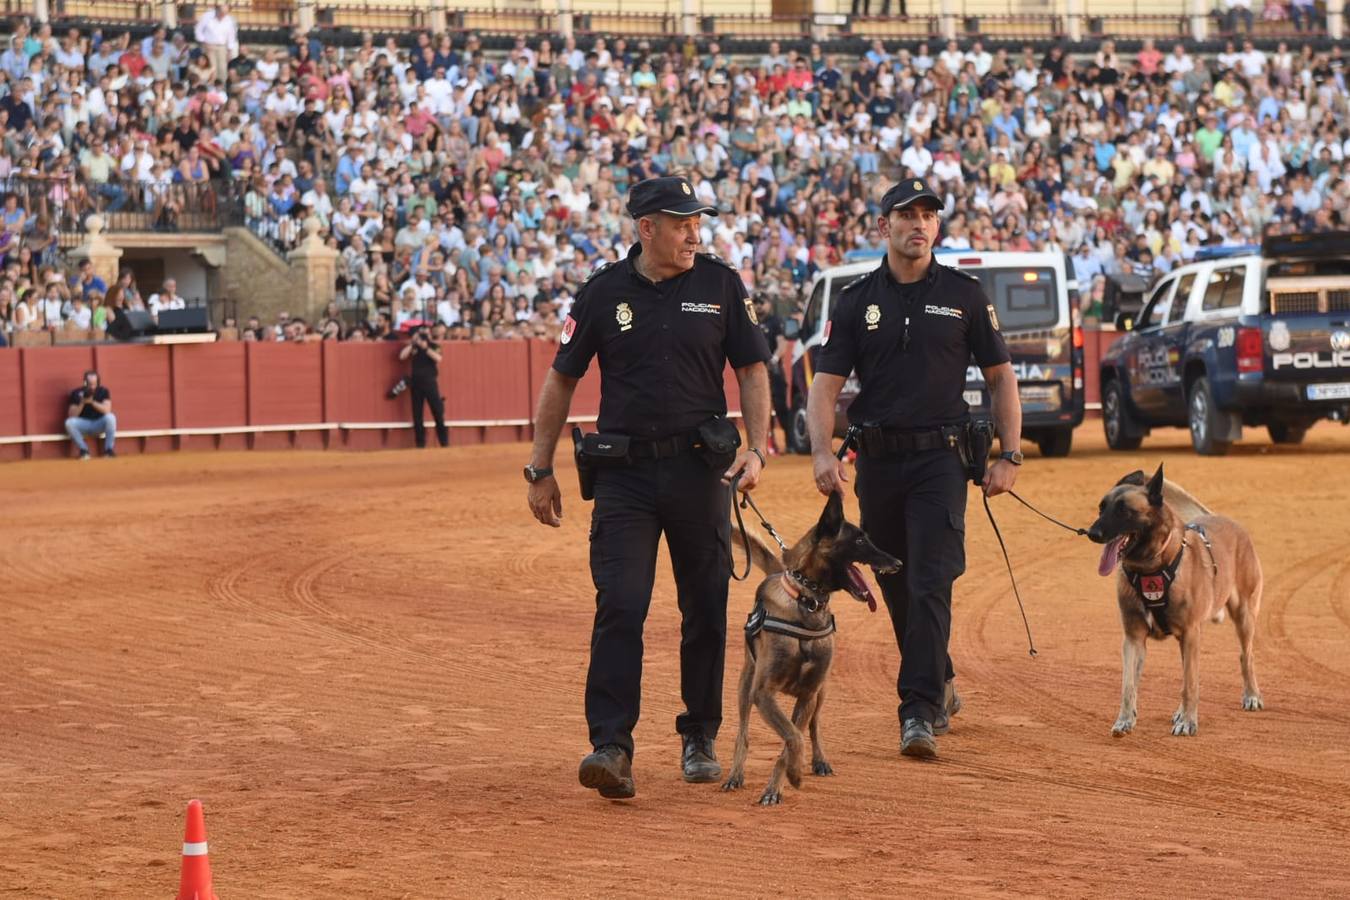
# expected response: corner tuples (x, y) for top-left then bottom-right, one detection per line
(821, 320), (832, 346)
(560, 315), (577, 345)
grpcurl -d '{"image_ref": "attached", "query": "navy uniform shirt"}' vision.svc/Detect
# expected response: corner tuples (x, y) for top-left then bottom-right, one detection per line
(553, 244), (770, 438)
(815, 256), (1010, 429)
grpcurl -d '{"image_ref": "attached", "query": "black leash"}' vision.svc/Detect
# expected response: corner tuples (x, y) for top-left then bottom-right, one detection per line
(730, 426), (859, 581)
(730, 483), (788, 582)
(981, 491), (1038, 658)
(1007, 490), (1089, 537)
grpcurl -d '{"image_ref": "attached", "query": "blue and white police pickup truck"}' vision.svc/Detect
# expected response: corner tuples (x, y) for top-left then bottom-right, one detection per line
(1100, 233), (1350, 456)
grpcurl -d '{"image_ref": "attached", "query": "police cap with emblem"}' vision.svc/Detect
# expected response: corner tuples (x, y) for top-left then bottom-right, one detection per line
(626, 176), (719, 218)
(880, 178), (944, 214)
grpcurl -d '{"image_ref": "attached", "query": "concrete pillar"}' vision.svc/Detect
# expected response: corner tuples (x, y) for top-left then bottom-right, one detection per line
(682, 0), (698, 38)
(32, 0), (49, 24)
(1188, 0), (1208, 41)
(1064, 0), (1083, 42)
(68, 216), (125, 289)
(160, 0), (178, 28)
(556, 0), (573, 41)
(1329, 0), (1345, 40)
(940, 0), (958, 41)
(430, 0), (449, 34)
(297, 0), (316, 34)
(287, 218), (339, 324)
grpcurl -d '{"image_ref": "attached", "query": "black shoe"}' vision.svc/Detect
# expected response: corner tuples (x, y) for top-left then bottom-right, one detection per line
(901, 717), (938, 759)
(933, 678), (962, 736)
(578, 745), (635, 799)
(681, 733), (721, 783)
(77, 451), (90, 461)
(104, 448), (116, 458)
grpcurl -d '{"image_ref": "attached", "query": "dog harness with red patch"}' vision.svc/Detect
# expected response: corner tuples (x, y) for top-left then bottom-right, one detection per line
(1126, 523), (1211, 636)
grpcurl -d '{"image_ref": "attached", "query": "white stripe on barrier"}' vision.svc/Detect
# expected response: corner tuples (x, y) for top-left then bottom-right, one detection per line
(182, 841), (209, 856)
(0, 412), (744, 446)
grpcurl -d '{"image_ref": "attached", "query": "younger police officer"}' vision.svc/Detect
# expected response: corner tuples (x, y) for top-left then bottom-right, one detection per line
(525, 176), (772, 800)
(806, 178), (1023, 760)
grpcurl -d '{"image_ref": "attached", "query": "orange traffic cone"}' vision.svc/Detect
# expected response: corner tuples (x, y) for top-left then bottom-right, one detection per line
(175, 799), (218, 900)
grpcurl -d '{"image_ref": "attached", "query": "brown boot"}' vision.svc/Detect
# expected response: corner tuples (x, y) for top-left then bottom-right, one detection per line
(578, 745), (635, 799)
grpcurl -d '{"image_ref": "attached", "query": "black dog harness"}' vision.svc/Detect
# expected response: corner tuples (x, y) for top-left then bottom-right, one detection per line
(743, 571), (836, 660)
(1126, 523), (1216, 635)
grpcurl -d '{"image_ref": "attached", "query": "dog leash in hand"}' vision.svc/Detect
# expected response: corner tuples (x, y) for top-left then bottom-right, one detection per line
(729, 428), (859, 582)
(1006, 490), (1089, 537)
(982, 491), (1038, 658)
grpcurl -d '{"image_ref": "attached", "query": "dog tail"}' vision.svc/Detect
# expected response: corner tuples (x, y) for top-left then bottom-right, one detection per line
(1164, 481), (1211, 521)
(729, 520), (785, 576)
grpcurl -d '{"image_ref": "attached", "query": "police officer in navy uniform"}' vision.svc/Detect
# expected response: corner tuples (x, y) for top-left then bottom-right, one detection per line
(806, 178), (1023, 759)
(525, 175), (772, 799)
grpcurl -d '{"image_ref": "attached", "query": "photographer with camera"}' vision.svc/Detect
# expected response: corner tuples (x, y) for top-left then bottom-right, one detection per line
(397, 324), (448, 448)
(64, 369), (116, 460)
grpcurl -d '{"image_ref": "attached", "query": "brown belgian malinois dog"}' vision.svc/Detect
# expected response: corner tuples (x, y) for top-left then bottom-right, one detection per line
(1088, 464), (1264, 737)
(722, 491), (902, 805)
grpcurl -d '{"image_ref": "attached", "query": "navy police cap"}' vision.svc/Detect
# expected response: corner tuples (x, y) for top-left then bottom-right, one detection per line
(880, 178), (944, 213)
(626, 176), (719, 218)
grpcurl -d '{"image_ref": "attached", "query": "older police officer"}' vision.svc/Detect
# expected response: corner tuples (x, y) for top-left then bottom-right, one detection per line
(526, 176), (772, 799)
(806, 178), (1023, 759)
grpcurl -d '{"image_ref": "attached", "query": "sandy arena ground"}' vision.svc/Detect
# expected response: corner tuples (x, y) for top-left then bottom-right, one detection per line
(3, 425), (1350, 898)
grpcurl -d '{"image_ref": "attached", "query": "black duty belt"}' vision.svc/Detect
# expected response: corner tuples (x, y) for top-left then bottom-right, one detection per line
(629, 432), (696, 459)
(857, 426), (949, 457)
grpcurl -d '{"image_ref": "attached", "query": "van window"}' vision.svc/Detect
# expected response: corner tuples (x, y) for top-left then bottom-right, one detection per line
(1201, 265), (1245, 312)
(975, 268), (1061, 330)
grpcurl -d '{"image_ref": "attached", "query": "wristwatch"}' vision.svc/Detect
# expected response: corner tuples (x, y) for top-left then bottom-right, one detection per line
(999, 450), (1024, 466)
(523, 464), (554, 483)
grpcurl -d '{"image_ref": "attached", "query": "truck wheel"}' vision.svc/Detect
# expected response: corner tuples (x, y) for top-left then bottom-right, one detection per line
(1037, 427), (1074, 457)
(1267, 423), (1308, 445)
(1188, 376), (1231, 456)
(788, 399), (811, 454)
(1102, 381), (1143, 451)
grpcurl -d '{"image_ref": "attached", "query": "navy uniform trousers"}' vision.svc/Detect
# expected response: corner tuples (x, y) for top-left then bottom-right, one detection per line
(586, 451), (731, 760)
(856, 447), (967, 725)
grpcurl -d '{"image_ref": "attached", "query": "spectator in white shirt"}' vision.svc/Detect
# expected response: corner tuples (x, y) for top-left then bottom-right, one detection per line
(194, 3), (239, 84)
(147, 278), (186, 321)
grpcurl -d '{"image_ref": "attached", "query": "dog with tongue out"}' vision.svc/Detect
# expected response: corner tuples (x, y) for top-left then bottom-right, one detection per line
(1087, 464), (1265, 738)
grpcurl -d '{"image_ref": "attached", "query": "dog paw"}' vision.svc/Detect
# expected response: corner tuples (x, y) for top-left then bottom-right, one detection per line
(1111, 718), (1135, 737)
(757, 788), (782, 806)
(812, 760), (835, 776)
(1171, 708), (1185, 726)
(1243, 694), (1264, 711)
(785, 763), (803, 789)
(1171, 718), (1198, 737)
(721, 773), (743, 792)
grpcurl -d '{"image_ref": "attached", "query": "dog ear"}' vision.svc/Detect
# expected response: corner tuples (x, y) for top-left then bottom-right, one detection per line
(1116, 469), (1147, 487)
(815, 490), (844, 538)
(1147, 463), (1165, 508)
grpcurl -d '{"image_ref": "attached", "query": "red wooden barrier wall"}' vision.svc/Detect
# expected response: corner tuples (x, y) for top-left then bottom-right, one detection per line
(5, 332), (1106, 460)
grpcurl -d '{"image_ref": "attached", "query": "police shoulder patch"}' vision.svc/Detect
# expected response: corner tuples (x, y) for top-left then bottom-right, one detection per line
(697, 251), (738, 272)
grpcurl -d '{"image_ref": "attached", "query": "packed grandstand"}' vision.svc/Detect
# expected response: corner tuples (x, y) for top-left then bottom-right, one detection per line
(0, 8), (1346, 347)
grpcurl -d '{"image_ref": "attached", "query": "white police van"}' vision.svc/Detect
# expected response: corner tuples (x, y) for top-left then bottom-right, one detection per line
(787, 250), (1085, 457)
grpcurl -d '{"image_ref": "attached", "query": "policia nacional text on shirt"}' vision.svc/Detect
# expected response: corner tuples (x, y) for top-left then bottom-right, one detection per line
(807, 178), (1024, 760)
(525, 176), (772, 800)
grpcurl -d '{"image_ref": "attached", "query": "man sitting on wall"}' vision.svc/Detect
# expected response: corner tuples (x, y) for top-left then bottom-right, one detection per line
(65, 370), (117, 460)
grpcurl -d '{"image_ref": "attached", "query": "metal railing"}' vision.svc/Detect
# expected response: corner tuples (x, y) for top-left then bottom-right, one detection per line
(4, 176), (244, 238)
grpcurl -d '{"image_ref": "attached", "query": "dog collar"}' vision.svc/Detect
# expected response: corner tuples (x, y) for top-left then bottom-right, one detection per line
(781, 570), (828, 613)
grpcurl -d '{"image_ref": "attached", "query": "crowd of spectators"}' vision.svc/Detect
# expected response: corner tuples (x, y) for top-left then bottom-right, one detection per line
(0, 6), (1348, 346)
